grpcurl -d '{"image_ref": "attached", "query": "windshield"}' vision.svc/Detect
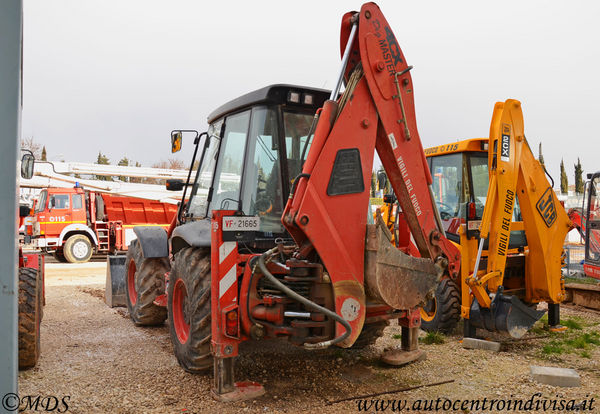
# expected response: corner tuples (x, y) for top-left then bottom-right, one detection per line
(35, 190), (47, 214)
(187, 119), (223, 218)
(430, 152), (522, 234)
(284, 111), (314, 181)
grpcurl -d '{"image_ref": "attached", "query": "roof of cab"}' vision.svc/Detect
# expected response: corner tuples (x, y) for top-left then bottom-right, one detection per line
(424, 138), (488, 157)
(207, 84), (330, 123)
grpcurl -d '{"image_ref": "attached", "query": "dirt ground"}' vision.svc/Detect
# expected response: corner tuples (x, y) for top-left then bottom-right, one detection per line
(18, 261), (600, 413)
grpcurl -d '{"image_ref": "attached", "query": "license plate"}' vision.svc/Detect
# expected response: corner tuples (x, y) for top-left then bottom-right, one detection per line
(223, 216), (260, 232)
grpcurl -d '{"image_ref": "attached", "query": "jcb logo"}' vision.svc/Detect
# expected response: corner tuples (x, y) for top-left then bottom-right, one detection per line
(536, 188), (557, 227)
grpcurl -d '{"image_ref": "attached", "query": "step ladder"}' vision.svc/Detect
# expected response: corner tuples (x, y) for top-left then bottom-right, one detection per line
(95, 222), (110, 252)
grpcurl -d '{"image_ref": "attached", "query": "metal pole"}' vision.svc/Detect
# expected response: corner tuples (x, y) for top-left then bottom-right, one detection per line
(330, 17), (358, 101)
(0, 0), (23, 406)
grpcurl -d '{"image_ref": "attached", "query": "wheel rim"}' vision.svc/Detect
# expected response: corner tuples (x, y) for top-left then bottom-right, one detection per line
(172, 279), (190, 344)
(127, 259), (137, 306)
(420, 297), (437, 322)
(72, 240), (89, 259)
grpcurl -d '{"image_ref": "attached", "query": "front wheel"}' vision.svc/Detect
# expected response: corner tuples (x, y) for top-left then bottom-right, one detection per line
(168, 247), (212, 373)
(125, 239), (168, 325)
(63, 234), (93, 263)
(18, 267), (41, 369)
(420, 278), (460, 333)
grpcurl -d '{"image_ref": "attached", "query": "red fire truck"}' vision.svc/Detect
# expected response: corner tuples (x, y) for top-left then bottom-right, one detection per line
(32, 186), (178, 263)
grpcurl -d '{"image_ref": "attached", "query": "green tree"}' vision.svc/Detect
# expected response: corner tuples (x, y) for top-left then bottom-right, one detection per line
(574, 158), (584, 194)
(560, 158), (568, 194)
(538, 143), (545, 166)
(95, 152), (111, 181)
(41, 146), (47, 161)
(371, 171), (377, 197)
(118, 157), (130, 182)
(130, 161), (143, 183)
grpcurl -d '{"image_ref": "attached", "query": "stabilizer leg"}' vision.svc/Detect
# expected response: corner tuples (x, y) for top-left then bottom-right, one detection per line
(381, 315), (426, 366)
(211, 357), (265, 402)
(548, 303), (568, 333)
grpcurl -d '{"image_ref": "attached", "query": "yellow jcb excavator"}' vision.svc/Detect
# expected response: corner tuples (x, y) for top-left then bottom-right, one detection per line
(379, 99), (572, 338)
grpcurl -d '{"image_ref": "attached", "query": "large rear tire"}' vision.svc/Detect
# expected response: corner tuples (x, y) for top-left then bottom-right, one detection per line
(18, 267), (41, 369)
(420, 278), (460, 333)
(351, 320), (390, 349)
(125, 239), (168, 325)
(168, 247), (212, 373)
(63, 234), (93, 263)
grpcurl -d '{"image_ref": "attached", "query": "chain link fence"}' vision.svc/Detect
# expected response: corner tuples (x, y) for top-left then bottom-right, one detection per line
(563, 244), (586, 278)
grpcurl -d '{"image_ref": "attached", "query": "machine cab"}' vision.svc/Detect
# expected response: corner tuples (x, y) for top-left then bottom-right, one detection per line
(180, 85), (329, 244)
(584, 172), (600, 279)
(424, 138), (524, 244)
(424, 139), (491, 240)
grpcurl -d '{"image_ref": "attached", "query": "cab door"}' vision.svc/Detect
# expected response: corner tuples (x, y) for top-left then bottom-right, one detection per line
(46, 193), (72, 238)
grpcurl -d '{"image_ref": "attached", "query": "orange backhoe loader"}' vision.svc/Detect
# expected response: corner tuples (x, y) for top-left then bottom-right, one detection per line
(113, 3), (462, 401)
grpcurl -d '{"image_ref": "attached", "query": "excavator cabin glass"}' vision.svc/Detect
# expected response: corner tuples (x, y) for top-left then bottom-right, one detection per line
(183, 85), (329, 240)
(427, 150), (522, 239)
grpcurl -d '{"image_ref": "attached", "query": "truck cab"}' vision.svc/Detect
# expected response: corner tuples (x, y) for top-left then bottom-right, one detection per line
(33, 187), (89, 257)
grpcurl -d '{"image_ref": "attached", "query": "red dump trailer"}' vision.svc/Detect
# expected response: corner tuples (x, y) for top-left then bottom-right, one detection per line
(32, 186), (177, 263)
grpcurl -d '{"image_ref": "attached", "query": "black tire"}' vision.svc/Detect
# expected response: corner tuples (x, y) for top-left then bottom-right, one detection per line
(63, 234), (93, 263)
(420, 278), (460, 333)
(125, 239), (168, 325)
(18, 267), (41, 369)
(53, 249), (68, 263)
(351, 320), (390, 349)
(168, 247), (212, 373)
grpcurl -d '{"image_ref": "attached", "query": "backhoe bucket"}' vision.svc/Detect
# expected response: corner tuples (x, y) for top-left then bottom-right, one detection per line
(105, 255), (127, 307)
(365, 221), (442, 310)
(469, 293), (545, 339)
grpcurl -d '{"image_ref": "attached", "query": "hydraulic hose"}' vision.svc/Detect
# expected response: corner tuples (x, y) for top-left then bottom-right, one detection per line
(256, 248), (352, 349)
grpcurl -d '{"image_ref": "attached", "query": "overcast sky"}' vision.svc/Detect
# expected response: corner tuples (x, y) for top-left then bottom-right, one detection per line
(22, 0), (600, 185)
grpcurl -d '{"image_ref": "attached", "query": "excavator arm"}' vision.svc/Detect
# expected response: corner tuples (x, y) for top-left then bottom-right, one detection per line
(282, 2), (460, 346)
(467, 99), (572, 337)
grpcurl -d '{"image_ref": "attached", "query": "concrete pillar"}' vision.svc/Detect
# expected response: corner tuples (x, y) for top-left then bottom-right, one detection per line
(0, 0), (23, 405)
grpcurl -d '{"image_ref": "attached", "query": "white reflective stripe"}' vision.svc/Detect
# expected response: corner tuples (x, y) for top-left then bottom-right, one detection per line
(219, 265), (236, 299)
(219, 241), (236, 264)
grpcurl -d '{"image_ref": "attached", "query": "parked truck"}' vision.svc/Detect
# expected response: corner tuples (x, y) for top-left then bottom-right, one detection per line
(32, 186), (178, 263)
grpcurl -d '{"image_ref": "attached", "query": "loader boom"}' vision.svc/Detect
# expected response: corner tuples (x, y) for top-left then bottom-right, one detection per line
(283, 3), (460, 345)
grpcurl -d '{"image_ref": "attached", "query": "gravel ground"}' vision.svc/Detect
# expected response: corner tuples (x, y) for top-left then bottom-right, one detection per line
(18, 262), (600, 413)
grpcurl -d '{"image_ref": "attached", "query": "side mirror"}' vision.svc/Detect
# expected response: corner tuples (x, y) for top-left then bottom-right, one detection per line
(166, 179), (184, 191)
(171, 131), (183, 153)
(21, 153), (34, 179)
(19, 205), (31, 218)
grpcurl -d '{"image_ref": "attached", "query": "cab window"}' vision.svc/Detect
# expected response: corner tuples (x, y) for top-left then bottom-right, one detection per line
(49, 194), (70, 210)
(210, 111), (251, 212)
(586, 176), (600, 262)
(430, 153), (464, 222)
(36, 190), (47, 213)
(72, 194), (83, 210)
(242, 107), (284, 234)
